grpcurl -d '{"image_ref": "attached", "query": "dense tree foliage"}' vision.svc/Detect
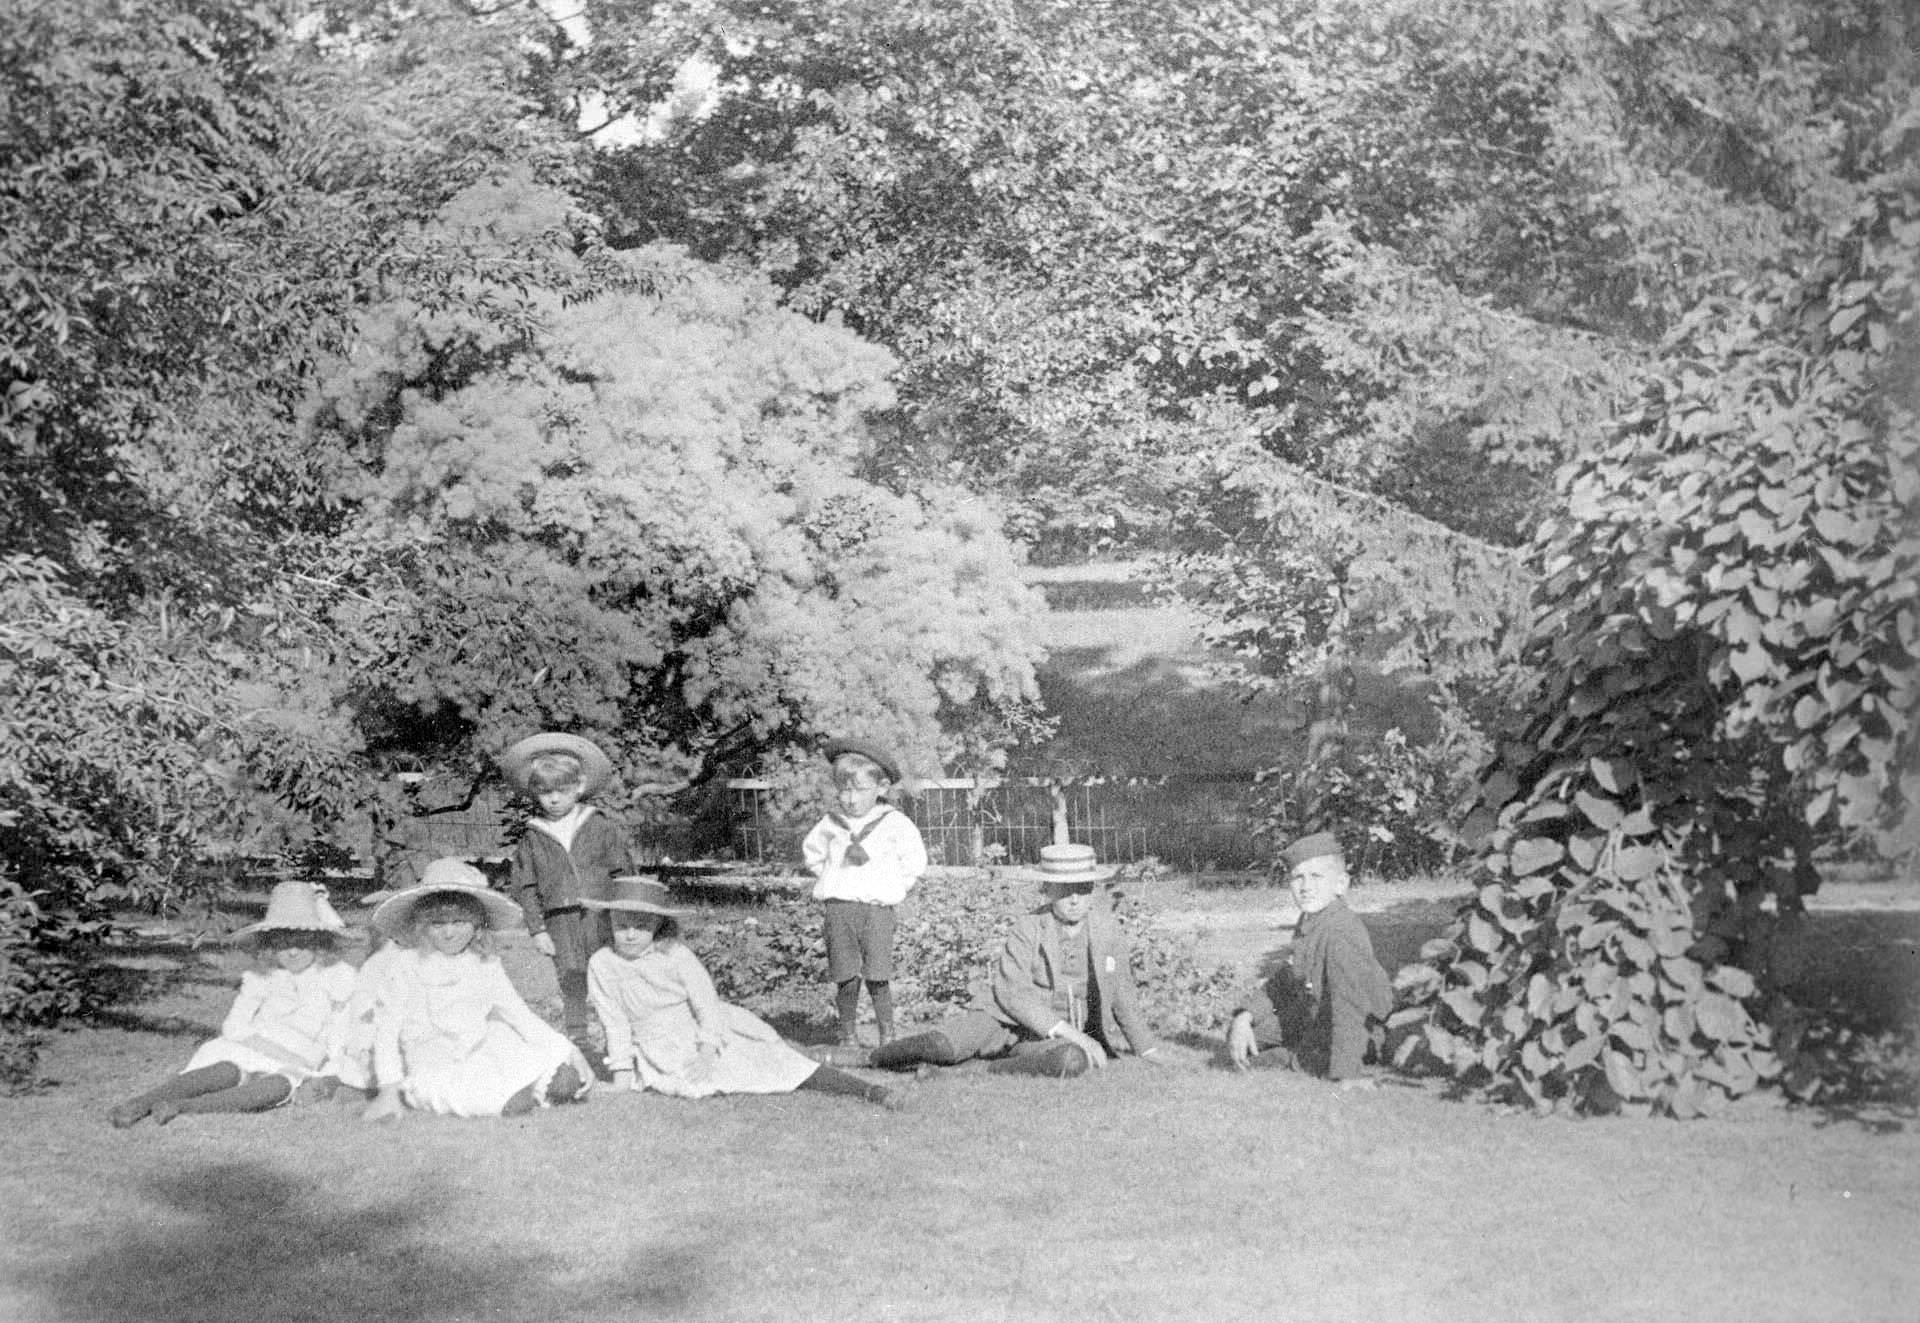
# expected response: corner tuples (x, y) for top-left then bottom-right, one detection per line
(1, 0), (1041, 1032)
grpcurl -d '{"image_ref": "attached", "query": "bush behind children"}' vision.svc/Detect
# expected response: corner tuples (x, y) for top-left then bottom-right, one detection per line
(108, 730), (1394, 1131)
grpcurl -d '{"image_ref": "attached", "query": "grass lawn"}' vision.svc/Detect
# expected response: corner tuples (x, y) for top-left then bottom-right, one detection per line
(3, 878), (1916, 1323)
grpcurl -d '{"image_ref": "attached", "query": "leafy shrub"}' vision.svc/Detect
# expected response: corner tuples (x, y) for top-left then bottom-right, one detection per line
(1254, 728), (1470, 879)
(1395, 836), (1780, 1118)
(695, 867), (1238, 1038)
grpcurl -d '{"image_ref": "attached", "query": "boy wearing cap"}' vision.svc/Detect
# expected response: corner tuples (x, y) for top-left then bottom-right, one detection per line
(500, 731), (636, 1077)
(862, 843), (1166, 1077)
(1226, 832), (1393, 1085)
(801, 737), (928, 1049)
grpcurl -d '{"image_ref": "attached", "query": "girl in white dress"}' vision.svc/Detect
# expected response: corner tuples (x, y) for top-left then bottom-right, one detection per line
(110, 881), (355, 1127)
(585, 876), (906, 1108)
(361, 870), (590, 1121)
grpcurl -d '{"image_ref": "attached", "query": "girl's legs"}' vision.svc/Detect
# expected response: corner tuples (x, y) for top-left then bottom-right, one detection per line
(111, 1062), (244, 1128)
(866, 979), (895, 1045)
(833, 978), (863, 1045)
(150, 1073), (293, 1125)
(794, 1064), (909, 1109)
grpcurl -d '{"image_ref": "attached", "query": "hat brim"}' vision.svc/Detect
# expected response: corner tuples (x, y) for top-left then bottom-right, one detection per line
(499, 733), (614, 795)
(370, 884), (525, 938)
(581, 898), (689, 917)
(229, 922), (344, 946)
(1009, 866), (1119, 888)
(822, 737), (903, 785)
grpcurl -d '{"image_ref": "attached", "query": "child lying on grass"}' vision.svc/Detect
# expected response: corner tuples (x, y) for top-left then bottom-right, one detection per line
(585, 875), (908, 1110)
(110, 882), (355, 1128)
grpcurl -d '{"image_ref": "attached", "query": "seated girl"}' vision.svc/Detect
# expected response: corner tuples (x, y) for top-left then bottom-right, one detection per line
(361, 866), (590, 1121)
(110, 881), (355, 1127)
(584, 876), (906, 1109)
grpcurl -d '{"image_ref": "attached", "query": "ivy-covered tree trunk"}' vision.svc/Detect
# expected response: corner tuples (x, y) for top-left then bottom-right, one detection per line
(1396, 113), (1920, 1117)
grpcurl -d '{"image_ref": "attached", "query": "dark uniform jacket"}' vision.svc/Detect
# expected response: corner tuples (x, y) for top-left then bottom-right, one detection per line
(1243, 897), (1392, 1079)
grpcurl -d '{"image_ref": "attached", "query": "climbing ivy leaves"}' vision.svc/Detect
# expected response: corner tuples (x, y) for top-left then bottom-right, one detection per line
(1398, 105), (1919, 1116)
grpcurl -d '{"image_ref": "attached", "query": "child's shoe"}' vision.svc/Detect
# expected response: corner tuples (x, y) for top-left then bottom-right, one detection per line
(873, 1085), (915, 1112)
(108, 1100), (149, 1129)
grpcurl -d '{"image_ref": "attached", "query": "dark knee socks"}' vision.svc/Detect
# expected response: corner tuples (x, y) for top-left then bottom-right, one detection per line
(871, 1030), (962, 1070)
(112, 1062), (244, 1126)
(987, 1042), (1092, 1078)
(866, 980), (895, 1042)
(795, 1064), (892, 1105)
(834, 978), (862, 1042)
(153, 1074), (292, 1124)
(558, 969), (592, 1041)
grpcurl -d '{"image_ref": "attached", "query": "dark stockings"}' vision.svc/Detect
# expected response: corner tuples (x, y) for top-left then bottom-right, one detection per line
(111, 1063), (294, 1128)
(834, 978), (897, 1044)
(795, 1064), (894, 1106)
(834, 978), (862, 1042)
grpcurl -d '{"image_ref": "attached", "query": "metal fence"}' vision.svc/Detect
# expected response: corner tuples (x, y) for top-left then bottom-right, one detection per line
(726, 776), (1267, 870)
(367, 775), (1269, 873)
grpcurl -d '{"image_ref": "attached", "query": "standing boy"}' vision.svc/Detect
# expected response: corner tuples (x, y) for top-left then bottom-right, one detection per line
(801, 737), (928, 1050)
(1226, 831), (1393, 1086)
(501, 731), (634, 1079)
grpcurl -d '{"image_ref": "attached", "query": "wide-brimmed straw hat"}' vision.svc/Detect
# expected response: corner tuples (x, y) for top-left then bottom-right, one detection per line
(370, 857), (524, 938)
(498, 732), (614, 795)
(822, 736), (902, 785)
(581, 875), (687, 917)
(232, 881), (348, 945)
(1010, 843), (1118, 889)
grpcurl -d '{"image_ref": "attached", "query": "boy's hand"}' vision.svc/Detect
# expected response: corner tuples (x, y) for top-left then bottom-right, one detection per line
(532, 932), (556, 958)
(686, 1043), (720, 1085)
(1226, 1012), (1259, 1070)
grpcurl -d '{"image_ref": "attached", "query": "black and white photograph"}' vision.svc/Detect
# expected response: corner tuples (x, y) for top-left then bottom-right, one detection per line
(3, 1), (1916, 1319)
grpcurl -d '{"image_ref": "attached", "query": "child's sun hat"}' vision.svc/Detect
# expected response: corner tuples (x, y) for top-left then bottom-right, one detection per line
(1011, 842), (1118, 891)
(499, 732), (615, 795)
(370, 856), (524, 937)
(581, 875), (688, 917)
(231, 881), (348, 945)
(822, 736), (902, 785)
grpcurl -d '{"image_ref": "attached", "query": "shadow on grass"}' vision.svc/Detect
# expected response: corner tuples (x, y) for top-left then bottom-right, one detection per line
(23, 1161), (708, 1323)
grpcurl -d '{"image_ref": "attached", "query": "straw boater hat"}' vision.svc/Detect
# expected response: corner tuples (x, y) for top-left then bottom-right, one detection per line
(580, 875), (687, 917)
(821, 736), (902, 785)
(1013, 843), (1119, 889)
(1282, 832), (1344, 870)
(499, 732), (615, 796)
(369, 856), (524, 937)
(231, 881), (348, 945)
